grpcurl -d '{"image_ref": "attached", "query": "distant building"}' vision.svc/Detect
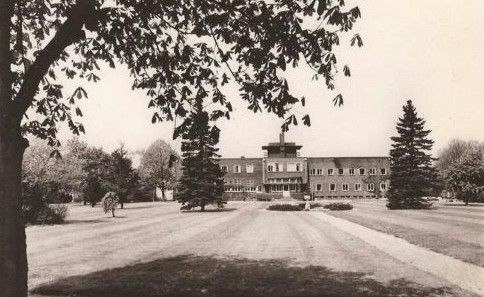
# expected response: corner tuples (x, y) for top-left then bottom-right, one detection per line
(219, 134), (390, 199)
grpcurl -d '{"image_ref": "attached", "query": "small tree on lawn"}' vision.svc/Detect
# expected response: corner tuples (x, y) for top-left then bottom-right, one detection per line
(387, 100), (438, 209)
(177, 100), (225, 211)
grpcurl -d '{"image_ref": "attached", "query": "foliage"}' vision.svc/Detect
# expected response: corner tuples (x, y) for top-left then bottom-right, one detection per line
(22, 188), (68, 225)
(256, 193), (274, 201)
(4, 0), (362, 151)
(104, 144), (138, 208)
(386, 100), (437, 209)
(267, 204), (303, 211)
(323, 202), (353, 210)
(78, 146), (111, 206)
(176, 100), (226, 211)
(437, 139), (484, 204)
(445, 148), (484, 205)
(138, 139), (180, 200)
(101, 192), (119, 217)
(297, 202), (323, 209)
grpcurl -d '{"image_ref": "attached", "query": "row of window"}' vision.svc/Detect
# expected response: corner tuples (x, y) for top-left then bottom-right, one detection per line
(221, 164), (255, 174)
(309, 167), (387, 176)
(225, 185), (261, 192)
(221, 164), (388, 176)
(312, 182), (387, 192)
(267, 162), (303, 172)
(224, 178), (255, 186)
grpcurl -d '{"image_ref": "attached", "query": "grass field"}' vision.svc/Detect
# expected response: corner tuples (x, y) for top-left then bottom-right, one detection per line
(27, 201), (483, 297)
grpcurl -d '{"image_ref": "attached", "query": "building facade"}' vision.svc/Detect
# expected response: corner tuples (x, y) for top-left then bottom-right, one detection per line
(218, 134), (390, 199)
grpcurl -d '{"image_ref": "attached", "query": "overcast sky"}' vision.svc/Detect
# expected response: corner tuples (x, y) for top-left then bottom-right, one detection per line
(56, 0), (484, 159)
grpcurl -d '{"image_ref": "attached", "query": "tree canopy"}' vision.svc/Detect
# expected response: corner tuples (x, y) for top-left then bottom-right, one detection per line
(6, 0), (362, 152)
(438, 140), (484, 204)
(139, 139), (180, 200)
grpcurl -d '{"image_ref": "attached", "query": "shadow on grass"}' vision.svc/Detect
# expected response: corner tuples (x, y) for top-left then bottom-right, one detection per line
(181, 208), (238, 213)
(31, 255), (453, 297)
(62, 219), (107, 225)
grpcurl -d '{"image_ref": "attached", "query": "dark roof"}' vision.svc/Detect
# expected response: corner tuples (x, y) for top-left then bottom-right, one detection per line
(262, 143), (303, 150)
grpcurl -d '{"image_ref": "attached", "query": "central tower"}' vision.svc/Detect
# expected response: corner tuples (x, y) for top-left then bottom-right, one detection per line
(261, 133), (307, 195)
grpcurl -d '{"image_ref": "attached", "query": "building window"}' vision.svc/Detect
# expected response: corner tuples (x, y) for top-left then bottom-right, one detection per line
(316, 169), (323, 175)
(316, 184), (322, 191)
(349, 168), (355, 176)
(327, 168), (334, 175)
(380, 168), (387, 175)
(359, 168), (365, 175)
(267, 163), (274, 172)
(246, 165), (254, 173)
(221, 165), (228, 173)
(296, 163), (302, 172)
(246, 180), (256, 192)
(338, 168), (344, 175)
(369, 168), (376, 175)
(367, 183), (375, 191)
(329, 184), (336, 191)
(275, 163), (282, 172)
(355, 183), (362, 191)
(310, 168), (316, 175)
(380, 182), (387, 191)
(233, 165), (242, 173)
(342, 184), (349, 191)
(287, 162), (302, 172)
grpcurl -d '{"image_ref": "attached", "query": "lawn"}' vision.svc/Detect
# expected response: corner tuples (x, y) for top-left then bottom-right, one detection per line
(27, 201), (480, 297)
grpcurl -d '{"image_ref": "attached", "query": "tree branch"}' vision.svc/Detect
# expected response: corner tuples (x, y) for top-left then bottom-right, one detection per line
(12, 0), (98, 125)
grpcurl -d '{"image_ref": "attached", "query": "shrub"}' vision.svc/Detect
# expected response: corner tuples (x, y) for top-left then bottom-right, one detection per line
(267, 204), (303, 211)
(323, 202), (353, 211)
(256, 193), (273, 201)
(23, 203), (68, 225)
(297, 202), (323, 209)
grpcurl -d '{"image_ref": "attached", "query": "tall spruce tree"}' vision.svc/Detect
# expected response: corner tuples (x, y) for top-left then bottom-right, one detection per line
(387, 100), (437, 209)
(177, 100), (225, 211)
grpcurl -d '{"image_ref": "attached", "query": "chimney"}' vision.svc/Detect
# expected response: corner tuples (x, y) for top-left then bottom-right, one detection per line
(279, 132), (285, 145)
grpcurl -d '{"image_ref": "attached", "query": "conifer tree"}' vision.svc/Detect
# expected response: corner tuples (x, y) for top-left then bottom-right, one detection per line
(177, 100), (225, 211)
(387, 100), (437, 209)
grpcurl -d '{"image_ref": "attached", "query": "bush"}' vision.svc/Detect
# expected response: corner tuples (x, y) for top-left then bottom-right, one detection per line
(256, 193), (274, 201)
(23, 203), (68, 225)
(267, 204), (303, 211)
(297, 202), (323, 209)
(323, 202), (353, 211)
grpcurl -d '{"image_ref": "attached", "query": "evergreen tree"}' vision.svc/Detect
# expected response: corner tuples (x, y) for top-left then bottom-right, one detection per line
(387, 100), (437, 209)
(177, 100), (225, 211)
(106, 144), (137, 209)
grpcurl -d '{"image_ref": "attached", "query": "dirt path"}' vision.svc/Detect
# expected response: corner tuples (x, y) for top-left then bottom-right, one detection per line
(27, 202), (481, 296)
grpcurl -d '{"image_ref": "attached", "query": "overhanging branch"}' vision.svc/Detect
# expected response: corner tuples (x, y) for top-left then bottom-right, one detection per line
(12, 0), (98, 124)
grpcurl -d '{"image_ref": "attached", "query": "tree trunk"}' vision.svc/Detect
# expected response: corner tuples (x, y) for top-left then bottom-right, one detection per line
(200, 203), (205, 211)
(111, 209), (115, 217)
(0, 132), (29, 297)
(161, 184), (166, 201)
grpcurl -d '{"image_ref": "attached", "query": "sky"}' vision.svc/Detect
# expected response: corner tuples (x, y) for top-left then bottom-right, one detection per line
(55, 0), (484, 160)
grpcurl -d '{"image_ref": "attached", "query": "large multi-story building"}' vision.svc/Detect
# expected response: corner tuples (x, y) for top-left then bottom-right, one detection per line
(219, 134), (390, 199)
